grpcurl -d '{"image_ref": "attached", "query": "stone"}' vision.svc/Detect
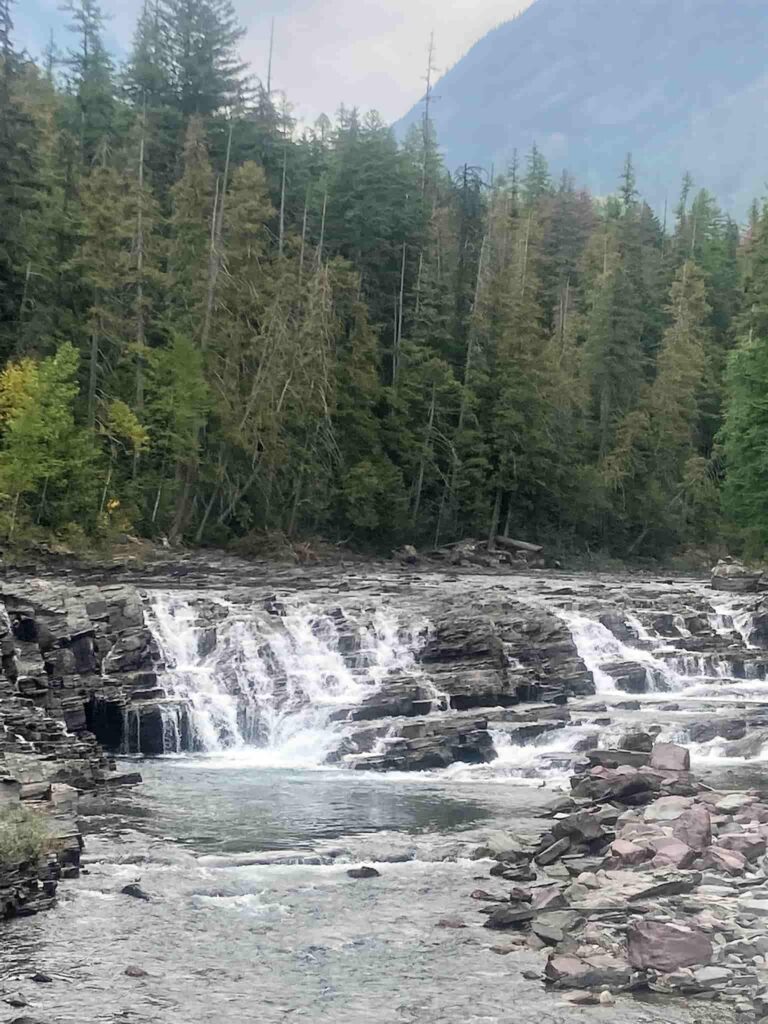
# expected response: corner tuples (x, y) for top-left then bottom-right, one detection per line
(627, 921), (713, 972)
(693, 966), (733, 986)
(531, 919), (564, 945)
(610, 838), (652, 866)
(121, 883), (151, 901)
(544, 954), (633, 990)
(716, 793), (757, 814)
(552, 810), (606, 843)
(711, 559), (764, 593)
(472, 831), (529, 863)
(124, 965), (148, 978)
(598, 990), (615, 1006)
(673, 804), (712, 852)
(716, 833), (766, 862)
(650, 742), (690, 772)
(586, 749), (651, 769)
(535, 837), (571, 866)
(437, 917), (466, 929)
(650, 838), (696, 870)
(531, 885), (568, 912)
(30, 973), (52, 984)
(644, 795), (693, 823)
(700, 847), (747, 876)
(483, 903), (535, 929)
(347, 866), (380, 879)
(3, 994), (29, 1008)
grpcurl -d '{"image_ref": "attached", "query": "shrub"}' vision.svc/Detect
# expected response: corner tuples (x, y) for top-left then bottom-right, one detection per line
(0, 805), (48, 868)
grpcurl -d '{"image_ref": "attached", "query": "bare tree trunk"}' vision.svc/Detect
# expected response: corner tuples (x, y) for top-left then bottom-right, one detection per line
(411, 382), (436, 526)
(133, 105), (147, 478)
(298, 187), (309, 285)
(393, 241), (406, 392)
(317, 190), (327, 265)
(278, 145), (287, 258)
(487, 488), (502, 551)
(87, 306), (100, 428)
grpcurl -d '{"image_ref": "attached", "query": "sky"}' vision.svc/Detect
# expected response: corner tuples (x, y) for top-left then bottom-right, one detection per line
(15, 0), (534, 124)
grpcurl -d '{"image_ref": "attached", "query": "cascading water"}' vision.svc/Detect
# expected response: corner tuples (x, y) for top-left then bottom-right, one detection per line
(145, 591), (426, 767)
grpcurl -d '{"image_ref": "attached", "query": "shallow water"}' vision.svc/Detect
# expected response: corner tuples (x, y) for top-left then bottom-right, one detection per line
(0, 756), (736, 1024)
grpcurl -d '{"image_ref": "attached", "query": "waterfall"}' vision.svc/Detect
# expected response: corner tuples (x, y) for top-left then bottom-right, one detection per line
(144, 591), (425, 766)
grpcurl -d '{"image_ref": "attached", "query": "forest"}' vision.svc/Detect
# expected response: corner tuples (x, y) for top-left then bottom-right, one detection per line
(2, 0), (768, 560)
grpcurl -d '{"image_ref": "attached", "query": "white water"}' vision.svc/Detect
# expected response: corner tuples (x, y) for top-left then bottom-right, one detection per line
(145, 592), (425, 767)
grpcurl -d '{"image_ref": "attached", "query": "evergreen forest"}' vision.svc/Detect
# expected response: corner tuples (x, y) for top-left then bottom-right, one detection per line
(2, 0), (768, 561)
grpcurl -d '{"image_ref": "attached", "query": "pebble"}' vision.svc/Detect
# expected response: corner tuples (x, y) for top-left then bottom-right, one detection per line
(598, 990), (615, 1006)
(124, 966), (148, 978)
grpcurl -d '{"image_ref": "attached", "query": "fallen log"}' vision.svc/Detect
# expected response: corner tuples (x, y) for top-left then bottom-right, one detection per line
(494, 536), (544, 554)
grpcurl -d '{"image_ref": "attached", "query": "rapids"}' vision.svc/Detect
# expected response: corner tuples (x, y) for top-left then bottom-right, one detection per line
(2, 566), (764, 1023)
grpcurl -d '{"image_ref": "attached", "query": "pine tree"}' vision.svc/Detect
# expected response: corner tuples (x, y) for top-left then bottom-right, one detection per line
(61, 0), (115, 164)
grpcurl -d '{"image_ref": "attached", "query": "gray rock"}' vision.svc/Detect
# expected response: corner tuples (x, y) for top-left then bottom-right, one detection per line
(545, 953), (633, 989)
(693, 965), (733, 986)
(644, 795), (693, 823)
(535, 837), (571, 866)
(347, 866), (380, 879)
(483, 903), (535, 929)
(650, 742), (691, 772)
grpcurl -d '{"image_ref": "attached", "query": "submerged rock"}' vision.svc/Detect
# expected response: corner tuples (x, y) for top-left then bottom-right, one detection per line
(346, 866), (380, 879)
(121, 883), (151, 901)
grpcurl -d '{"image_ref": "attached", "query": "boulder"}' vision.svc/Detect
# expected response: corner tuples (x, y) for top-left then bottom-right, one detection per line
(347, 866), (380, 879)
(644, 795), (693, 823)
(716, 792), (757, 815)
(535, 837), (571, 866)
(699, 846), (747, 876)
(650, 742), (690, 772)
(650, 838), (696, 869)
(472, 831), (530, 863)
(672, 804), (712, 852)
(610, 838), (652, 866)
(552, 810), (606, 844)
(483, 903), (535, 929)
(531, 885), (569, 912)
(716, 833), (766, 862)
(627, 920), (712, 972)
(711, 559), (764, 593)
(545, 954), (633, 989)
(586, 749), (650, 769)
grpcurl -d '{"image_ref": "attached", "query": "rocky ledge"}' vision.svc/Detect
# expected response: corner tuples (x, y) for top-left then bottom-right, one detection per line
(467, 739), (768, 1020)
(0, 581), (142, 921)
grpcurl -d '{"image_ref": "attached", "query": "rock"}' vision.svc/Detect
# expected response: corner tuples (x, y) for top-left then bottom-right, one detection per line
(699, 847), (747, 876)
(628, 870), (702, 900)
(693, 965), (733, 987)
(650, 742), (690, 772)
(472, 831), (530, 863)
(544, 954), (633, 989)
(552, 810), (606, 843)
(437, 917), (466, 929)
(561, 991), (600, 1005)
(673, 804), (712, 852)
(644, 795), (693, 823)
(30, 973), (52, 984)
(586, 749), (651, 769)
(650, 838), (696, 869)
(124, 965), (148, 978)
(532, 919), (564, 945)
(627, 921), (713, 972)
(711, 559), (764, 593)
(716, 833), (766, 862)
(531, 885), (568, 912)
(347, 866), (380, 879)
(121, 883), (151, 901)
(3, 994), (29, 1008)
(610, 838), (652, 866)
(598, 990), (615, 1006)
(483, 903), (535, 929)
(621, 731), (653, 753)
(716, 793), (757, 814)
(535, 837), (571, 866)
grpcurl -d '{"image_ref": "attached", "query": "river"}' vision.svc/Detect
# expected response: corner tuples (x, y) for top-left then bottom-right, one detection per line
(1, 566), (763, 1023)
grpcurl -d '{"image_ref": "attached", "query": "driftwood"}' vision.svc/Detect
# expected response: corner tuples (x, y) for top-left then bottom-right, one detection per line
(494, 536), (544, 555)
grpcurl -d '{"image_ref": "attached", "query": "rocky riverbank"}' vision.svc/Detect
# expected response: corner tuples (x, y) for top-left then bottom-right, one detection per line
(468, 738), (768, 1020)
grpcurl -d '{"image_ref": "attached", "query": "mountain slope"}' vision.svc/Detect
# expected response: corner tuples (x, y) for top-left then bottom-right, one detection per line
(396, 0), (768, 214)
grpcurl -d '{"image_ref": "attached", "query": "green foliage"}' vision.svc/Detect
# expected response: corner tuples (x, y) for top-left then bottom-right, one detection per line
(0, 6), (761, 558)
(0, 805), (48, 868)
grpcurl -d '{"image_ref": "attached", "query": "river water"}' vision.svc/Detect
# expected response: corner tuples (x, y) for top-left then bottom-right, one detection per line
(1, 568), (762, 1023)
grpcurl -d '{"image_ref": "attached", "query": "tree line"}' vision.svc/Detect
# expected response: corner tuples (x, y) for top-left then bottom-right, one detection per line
(1, 0), (768, 558)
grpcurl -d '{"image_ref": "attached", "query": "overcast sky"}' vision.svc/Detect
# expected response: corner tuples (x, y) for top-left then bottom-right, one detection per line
(16, 0), (534, 123)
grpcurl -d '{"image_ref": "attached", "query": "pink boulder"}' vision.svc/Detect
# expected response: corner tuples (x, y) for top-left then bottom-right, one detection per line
(672, 804), (712, 852)
(650, 743), (691, 772)
(627, 920), (712, 972)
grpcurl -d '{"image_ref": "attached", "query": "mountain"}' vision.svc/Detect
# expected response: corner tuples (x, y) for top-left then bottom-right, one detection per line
(396, 0), (768, 215)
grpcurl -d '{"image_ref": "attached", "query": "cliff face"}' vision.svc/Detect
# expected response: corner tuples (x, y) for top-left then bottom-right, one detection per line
(396, 0), (768, 214)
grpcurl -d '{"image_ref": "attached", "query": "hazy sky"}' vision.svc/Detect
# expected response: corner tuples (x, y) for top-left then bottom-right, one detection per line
(16, 0), (534, 123)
